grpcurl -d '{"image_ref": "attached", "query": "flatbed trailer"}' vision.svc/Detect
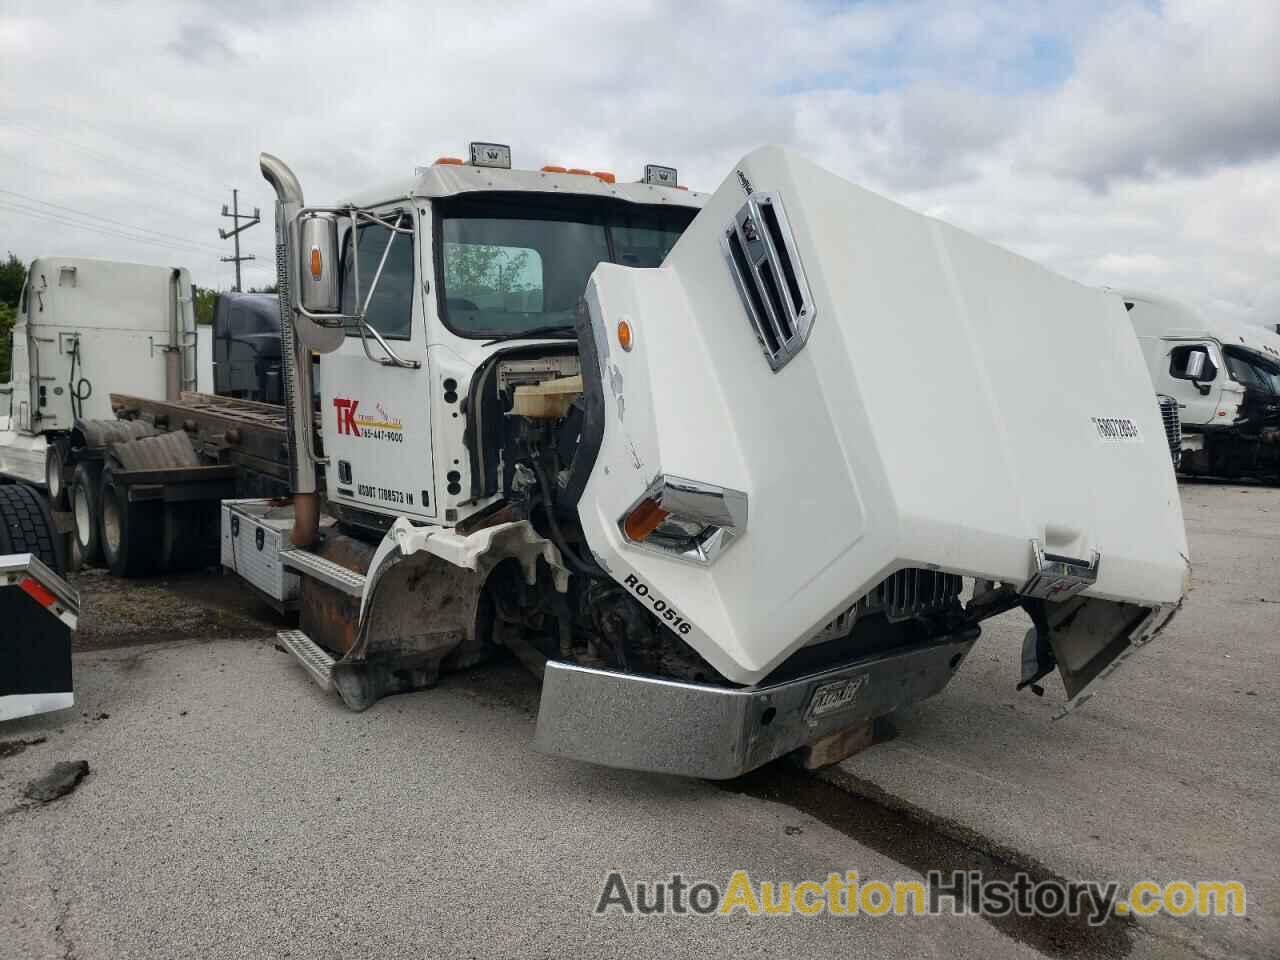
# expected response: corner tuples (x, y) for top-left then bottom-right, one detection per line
(109, 391), (292, 497)
(52, 391), (297, 576)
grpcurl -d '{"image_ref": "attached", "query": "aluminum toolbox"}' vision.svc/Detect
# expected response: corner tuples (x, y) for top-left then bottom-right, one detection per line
(221, 499), (299, 606)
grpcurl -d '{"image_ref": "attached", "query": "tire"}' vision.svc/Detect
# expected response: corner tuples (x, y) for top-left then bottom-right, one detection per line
(66, 529), (85, 574)
(99, 466), (161, 578)
(0, 481), (66, 575)
(69, 461), (104, 566)
(45, 442), (70, 511)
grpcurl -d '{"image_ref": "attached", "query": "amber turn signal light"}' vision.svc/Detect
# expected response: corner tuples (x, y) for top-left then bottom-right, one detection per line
(622, 497), (669, 542)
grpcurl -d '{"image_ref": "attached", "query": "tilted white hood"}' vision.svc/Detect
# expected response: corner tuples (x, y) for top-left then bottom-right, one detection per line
(577, 146), (1189, 685)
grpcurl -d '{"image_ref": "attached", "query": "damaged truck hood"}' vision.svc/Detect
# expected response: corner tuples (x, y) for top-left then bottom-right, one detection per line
(575, 146), (1189, 686)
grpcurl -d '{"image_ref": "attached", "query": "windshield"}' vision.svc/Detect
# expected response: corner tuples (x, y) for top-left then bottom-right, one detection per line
(437, 194), (696, 337)
(1224, 348), (1280, 395)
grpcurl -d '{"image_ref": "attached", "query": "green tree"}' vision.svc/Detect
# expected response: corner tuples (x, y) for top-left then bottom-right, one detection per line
(0, 252), (27, 308)
(194, 287), (219, 326)
(0, 301), (14, 383)
(444, 243), (534, 300)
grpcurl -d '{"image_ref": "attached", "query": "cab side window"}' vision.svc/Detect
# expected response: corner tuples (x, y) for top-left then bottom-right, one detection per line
(341, 215), (415, 341)
(1169, 344), (1216, 381)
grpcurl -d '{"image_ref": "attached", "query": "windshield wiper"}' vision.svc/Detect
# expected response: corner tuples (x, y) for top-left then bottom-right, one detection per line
(483, 324), (578, 347)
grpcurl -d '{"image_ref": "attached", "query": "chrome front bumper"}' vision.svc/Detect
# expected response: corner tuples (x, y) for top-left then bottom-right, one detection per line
(533, 636), (975, 779)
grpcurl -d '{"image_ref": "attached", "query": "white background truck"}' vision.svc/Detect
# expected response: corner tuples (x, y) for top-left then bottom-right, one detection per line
(221, 142), (1189, 778)
(1116, 288), (1280, 482)
(0, 257), (217, 568)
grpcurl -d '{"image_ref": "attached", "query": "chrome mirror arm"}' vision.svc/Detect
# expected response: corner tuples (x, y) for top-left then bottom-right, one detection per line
(356, 320), (421, 369)
(291, 205), (419, 368)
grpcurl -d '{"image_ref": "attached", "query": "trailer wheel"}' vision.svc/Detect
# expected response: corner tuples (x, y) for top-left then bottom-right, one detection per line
(0, 481), (66, 575)
(70, 462), (104, 565)
(45, 442), (71, 510)
(99, 467), (161, 578)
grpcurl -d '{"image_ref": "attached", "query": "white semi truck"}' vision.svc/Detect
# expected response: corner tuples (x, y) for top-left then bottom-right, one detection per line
(1115, 289), (1280, 482)
(215, 143), (1190, 778)
(0, 258), (209, 560)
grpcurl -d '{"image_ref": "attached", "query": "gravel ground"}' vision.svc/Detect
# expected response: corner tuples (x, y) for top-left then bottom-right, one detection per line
(1, 482), (1275, 959)
(66, 567), (279, 650)
(830, 480), (1280, 960)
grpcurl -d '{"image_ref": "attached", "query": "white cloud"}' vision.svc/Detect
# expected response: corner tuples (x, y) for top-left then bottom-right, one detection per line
(0, 0), (1276, 328)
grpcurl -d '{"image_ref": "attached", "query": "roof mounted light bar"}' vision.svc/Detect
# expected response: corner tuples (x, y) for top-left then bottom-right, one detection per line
(470, 142), (512, 168)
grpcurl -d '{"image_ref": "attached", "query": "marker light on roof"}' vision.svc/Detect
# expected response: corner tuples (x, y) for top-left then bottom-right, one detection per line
(643, 164), (678, 187)
(469, 142), (512, 168)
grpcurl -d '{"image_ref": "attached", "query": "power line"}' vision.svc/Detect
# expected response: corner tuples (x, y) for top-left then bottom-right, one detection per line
(4, 119), (224, 202)
(0, 144), (227, 238)
(0, 188), (223, 253)
(0, 198), (218, 256)
(0, 198), (223, 259)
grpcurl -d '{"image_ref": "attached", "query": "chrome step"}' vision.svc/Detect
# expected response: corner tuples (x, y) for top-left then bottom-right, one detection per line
(277, 629), (336, 693)
(279, 549), (367, 597)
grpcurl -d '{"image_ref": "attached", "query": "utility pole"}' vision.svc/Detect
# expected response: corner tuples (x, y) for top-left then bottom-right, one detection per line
(218, 188), (260, 292)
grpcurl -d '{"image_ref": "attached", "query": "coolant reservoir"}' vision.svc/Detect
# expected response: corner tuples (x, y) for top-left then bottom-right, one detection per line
(511, 375), (583, 419)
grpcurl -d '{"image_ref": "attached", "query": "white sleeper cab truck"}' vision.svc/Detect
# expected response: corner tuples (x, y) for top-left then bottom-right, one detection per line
(1115, 289), (1280, 483)
(223, 143), (1190, 778)
(0, 257), (203, 562)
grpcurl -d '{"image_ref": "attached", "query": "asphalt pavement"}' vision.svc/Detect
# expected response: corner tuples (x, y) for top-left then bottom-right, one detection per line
(1, 482), (1275, 959)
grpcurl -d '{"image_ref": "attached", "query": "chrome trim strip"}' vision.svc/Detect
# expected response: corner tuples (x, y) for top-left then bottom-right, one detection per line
(618, 474), (747, 565)
(720, 192), (815, 371)
(1021, 539), (1100, 602)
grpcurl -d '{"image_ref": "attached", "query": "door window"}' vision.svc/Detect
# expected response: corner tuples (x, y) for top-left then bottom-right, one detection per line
(1224, 349), (1280, 394)
(341, 215), (416, 341)
(1169, 344), (1217, 381)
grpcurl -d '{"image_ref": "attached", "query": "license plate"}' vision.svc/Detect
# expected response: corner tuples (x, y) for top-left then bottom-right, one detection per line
(806, 675), (867, 723)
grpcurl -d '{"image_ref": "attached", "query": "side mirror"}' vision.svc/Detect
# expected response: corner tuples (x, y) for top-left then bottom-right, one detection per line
(1184, 349), (1207, 380)
(298, 214), (340, 314)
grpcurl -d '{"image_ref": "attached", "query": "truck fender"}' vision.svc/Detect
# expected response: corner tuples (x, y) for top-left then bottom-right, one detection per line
(358, 517), (569, 624)
(329, 519), (570, 711)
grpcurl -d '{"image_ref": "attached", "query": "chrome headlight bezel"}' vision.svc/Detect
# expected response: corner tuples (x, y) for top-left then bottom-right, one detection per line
(619, 475), (748, 565)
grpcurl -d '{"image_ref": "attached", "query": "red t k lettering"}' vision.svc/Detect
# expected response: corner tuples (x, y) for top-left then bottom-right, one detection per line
(333, 398), (361, 436)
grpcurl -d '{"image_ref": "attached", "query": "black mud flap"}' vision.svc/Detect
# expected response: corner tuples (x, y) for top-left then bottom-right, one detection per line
(1038, 596), (1172, 711)
(1, 554), (79, 722)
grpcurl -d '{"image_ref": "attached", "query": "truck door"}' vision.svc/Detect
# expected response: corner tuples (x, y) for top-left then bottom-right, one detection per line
(1162, 339), (1224, 426)
(321, 209), (437, 520)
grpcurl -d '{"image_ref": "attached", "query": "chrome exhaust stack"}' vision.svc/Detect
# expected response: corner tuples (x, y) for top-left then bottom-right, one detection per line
(260, 152), (322, 547)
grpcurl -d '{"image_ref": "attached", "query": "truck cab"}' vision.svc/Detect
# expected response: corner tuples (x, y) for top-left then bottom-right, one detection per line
(211, 292), (282, 404)
(1116, 289), (1280, 481)
(314, 157), (703, 533)
(0, 257), (200, 490)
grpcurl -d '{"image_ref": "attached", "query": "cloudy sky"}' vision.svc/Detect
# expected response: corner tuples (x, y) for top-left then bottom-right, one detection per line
(1, 0), (1277, 327)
